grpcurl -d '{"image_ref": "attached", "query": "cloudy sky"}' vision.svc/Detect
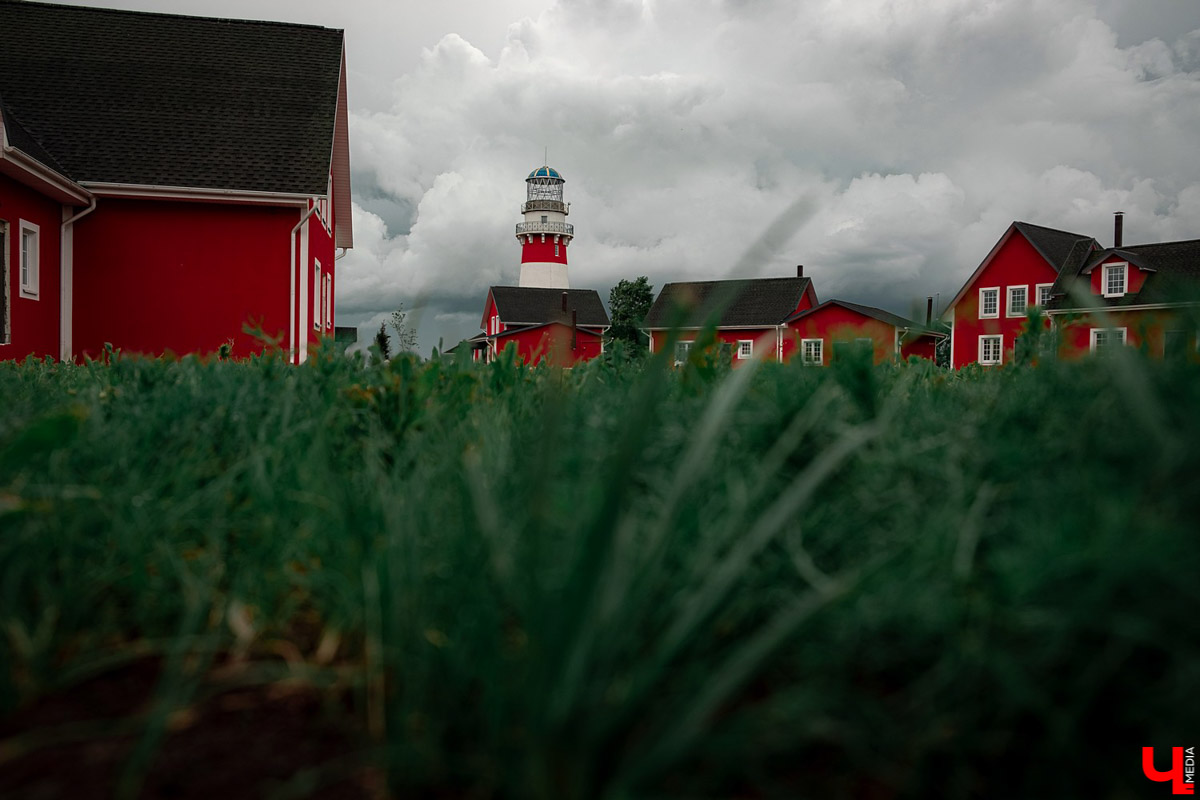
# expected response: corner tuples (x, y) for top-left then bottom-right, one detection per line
(53, 0), (1200, 352)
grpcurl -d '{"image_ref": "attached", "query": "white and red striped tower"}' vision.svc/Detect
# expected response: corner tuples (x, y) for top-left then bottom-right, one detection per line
(516, 165), (573, 288)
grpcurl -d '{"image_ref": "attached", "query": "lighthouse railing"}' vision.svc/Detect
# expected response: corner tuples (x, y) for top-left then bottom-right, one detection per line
(516, 221), (575, 236)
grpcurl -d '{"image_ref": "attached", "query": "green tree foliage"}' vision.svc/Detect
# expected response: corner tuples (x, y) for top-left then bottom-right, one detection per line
(608, 276), (653, 351)
(372, 322), (392, 362)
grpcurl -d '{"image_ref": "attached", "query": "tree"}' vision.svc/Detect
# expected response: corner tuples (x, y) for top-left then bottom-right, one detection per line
(608, 277), (653, 352)
(373, 323), (392, 362)
(390, 303), (420, 354)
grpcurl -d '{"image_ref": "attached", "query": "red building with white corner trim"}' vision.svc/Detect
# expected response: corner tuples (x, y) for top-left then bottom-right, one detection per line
(943, 221), (1098, 368)
(0, 1), (352, 363)
(641, 270), (818, 364)
(783, 299), (945, 366)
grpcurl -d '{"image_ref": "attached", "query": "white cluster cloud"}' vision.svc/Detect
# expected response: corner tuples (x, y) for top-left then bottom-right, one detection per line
(336, 0), (1200, 350)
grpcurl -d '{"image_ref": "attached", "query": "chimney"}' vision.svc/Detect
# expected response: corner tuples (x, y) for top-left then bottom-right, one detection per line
(926, 296), (933, 326)
(561, 291), (569, 312)
(571, 309), (578, 350)
(796, 264), (804, 278)
(1114, 211), (1124, 249)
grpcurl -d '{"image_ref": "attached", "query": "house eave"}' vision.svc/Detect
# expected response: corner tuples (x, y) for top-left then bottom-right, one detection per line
(82, 182), (314, 206)
(1045, 300), (1200, 315)
(0, 146), (91, 205)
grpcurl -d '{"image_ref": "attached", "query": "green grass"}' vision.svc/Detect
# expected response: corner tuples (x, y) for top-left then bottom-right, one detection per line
(1, 343), (1198, 798)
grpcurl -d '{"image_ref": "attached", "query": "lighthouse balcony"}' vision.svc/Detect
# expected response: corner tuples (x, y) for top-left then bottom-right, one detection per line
(516, 221), (574, 237)
(522, 199), (569, 215)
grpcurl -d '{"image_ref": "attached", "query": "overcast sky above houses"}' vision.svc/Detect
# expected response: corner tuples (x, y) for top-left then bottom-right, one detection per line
(47, 0), (1200, 352)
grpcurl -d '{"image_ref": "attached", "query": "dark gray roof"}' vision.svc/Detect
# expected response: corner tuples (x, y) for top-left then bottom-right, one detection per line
(1013, 221), (1098, 271)
(644, 277), (814, 328)
(489, 286), (610, 327)
(0, 1), (343, 194)
(785, 298), (916, 329)
(1049, 238), (1200, 309)
(0, 97), (69, 175)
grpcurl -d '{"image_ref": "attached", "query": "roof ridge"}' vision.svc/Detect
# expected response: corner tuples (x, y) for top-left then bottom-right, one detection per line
(0, 0), (343, 33)
(1013, 220), (1094, 239)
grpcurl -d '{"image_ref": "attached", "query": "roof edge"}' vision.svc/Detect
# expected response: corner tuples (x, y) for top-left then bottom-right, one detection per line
(83, 182), (313, 206)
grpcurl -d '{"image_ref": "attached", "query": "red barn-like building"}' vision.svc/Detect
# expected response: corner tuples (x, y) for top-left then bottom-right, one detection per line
(470, 286), (609, 366)
(0, 1), (352, 363)
(642, 271), (817, 364)
(783, 299), (945, 366)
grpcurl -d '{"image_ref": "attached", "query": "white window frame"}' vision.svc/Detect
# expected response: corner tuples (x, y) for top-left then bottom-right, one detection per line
(979, 287), (999, 319)
(313, 260), (322, 330)
(1, 219), (9, 343)
(490, 314), (500, 335)
(1102, 262), (1127, 298)
(19, 220), (39, 299)
(324, 274), (332, 329)
(554, 242), (559, 257)
(978, 334), (1002, 366)
(801, 338), (823, 366)
(1006, 285), (1027, 318)
(1035, 283), (1054, 308)
(736, 339), (753, 360)
(1089, 327), (1127, 354)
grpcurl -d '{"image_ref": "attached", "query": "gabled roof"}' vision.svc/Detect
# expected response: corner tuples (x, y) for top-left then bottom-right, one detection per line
(943, 221), (1097, 316)
(785, 298), (916, 330)
(643, 277), (815, 328)
(494, 320), (605, 338)
(0, 97), (69, 176)
(1048, 238), (1200, 309)
(485, 286), (610, 328)
(0, 1), (346, 202)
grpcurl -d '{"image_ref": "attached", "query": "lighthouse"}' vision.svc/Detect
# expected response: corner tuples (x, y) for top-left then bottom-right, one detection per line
(516, 165), (573, 289)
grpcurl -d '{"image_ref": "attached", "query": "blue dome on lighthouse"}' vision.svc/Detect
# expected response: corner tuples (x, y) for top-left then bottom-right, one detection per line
(528, 165), (563, 180)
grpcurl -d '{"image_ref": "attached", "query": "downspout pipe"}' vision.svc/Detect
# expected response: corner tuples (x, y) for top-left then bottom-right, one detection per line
(60, 196), (97, 361)
(289, 203), (320, 363)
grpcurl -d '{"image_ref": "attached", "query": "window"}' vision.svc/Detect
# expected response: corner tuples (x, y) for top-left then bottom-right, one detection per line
(978, 334), (1002, 365)
(736, 340), (753, 360)
(19, 221), (39, 299)
(1103, 263), (1127, 297)
(674, 340), (693, 365)
(979, 287), (999, 319)
(1007, 285), (1027, 317)
(1, 220), (8, 344)
(801, 338), (823, 366)
(1164, 330), (1186, 360)
(313, 261), (322, 330)
(1090, 327), (1126, 356)
(554, 243), (559, 257)
(325, 275), (333, 329)
(1036, 283), (1054, 308)
(540, 215), (548, 223)
(490, 314), (500, 335)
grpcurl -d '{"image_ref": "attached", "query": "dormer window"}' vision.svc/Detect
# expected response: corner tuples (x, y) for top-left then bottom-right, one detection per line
(1103, 263), (1127, 297)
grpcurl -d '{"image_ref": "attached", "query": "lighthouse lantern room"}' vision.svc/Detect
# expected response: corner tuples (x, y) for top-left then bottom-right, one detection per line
(516, 165), (574, 289)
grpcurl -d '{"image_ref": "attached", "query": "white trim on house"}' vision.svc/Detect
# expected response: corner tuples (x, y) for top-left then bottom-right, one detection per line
(18, 220), (39, 299)
(736, 339), (753, 359)
(84, 182), (314, 207)
(978, 334), (1002, 365)
(0, 218), (8, 345)
(1006, 284), (1027, 318)
(979, 287), (999, 319)
(313, 259), (322, 331)
(1102, 262), (1128, 298)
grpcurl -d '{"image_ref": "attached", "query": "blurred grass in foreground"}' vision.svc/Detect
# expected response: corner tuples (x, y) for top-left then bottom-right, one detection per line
(0, 342), (1197, 799)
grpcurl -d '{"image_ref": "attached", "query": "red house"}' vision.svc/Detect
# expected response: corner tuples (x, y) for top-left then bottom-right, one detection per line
(0, 1), (352, 363)
(1045, 235), (1200, 358)
(468, 286), (610, 366)
(642, 271), (818, 364)
(943, 221), (1099, 368)
(783, 299), (945, 366)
